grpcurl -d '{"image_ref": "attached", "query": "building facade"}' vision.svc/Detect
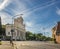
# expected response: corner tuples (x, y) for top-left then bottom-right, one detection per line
(14, 16), (26, 40)
(6, 16), (26, 40)
(52, 22), (60, 43)
(6, 24), (12, 36)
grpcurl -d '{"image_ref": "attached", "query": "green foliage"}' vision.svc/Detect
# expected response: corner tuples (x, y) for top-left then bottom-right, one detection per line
(2, 25), (6, 35)
(0, 25), (6, 39)
(26, 31), (34, 40)
(0, 18), (2, 35)
(2, 25), (6, 28)
(26, 31), (53, 41)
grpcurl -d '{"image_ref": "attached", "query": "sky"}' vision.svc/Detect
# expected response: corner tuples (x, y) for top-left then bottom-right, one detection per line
(0, 0), (60, 37)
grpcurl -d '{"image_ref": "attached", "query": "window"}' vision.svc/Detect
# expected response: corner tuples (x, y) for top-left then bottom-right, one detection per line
(8, 32), (10, 35)
(56, 31), (60, 36)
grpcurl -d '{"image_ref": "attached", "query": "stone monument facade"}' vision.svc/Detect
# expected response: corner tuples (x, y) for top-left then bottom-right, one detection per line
(6, 16), (26, 40)
(14, 16), (26, 40)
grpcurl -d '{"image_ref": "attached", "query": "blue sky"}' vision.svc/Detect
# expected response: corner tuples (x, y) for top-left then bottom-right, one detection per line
(0, 0), (60, 37)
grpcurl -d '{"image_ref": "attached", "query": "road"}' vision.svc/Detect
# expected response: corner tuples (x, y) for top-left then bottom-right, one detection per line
(14, 41), (60, 49)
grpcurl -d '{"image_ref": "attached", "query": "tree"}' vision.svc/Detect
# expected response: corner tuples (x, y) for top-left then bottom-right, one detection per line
(41, 36), (47, 41)
(33, 34), (37, 40)
(26, 31), (33, 40)
(26, 31), (53, 41)
(0, 17), (2, 35)
(36, 33), (43, 41)
(46, 37), (54, 41)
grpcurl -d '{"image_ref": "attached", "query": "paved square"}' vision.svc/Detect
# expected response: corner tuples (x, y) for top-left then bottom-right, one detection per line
(0, 41), (60, 49)
(0, 41), (13, 49)
(14, 41), (60, 49)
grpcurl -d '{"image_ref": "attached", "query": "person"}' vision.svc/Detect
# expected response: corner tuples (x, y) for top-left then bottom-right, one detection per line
(10, 39), (14, 46)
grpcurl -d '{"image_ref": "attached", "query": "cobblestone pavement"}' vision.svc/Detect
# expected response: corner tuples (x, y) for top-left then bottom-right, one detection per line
(0, 41), (60, 49)
(0, 41), (13, 49)
(14, 41), (60, 49)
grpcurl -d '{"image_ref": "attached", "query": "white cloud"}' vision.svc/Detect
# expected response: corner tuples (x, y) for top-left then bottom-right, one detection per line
(25, 21), (33, 27)
(0, 0), (11, 10)
(7, 0), (28, 16)
(0, 12), (12, 24)
(0, 0), (27, 24)
(20, 0), (57, 18)
(56, 8), (60, 16)
(26, 1), (56, 15)
(26, 23), (52, 37)
(0, 0), (56, 25)
(0, 0), (54, 37)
